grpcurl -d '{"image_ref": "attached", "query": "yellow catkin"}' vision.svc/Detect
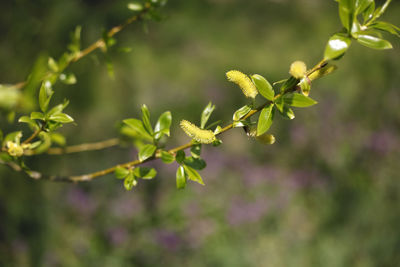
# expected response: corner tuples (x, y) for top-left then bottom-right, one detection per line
(180, 120), (216, 144)
(6, 141), (24, 157)
(289, 61), (307, 79)
(226, 70), (258, 99)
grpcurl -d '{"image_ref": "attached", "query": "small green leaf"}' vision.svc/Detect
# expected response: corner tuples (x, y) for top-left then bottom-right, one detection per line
(141, 104), (153, 135)
(251, 74), (274, 101)
(299, 78), (311, 96)
(233, 105), (252, 121)
(362, 1), (375, 22)
(274, 96), (284, 113)
(47, 100), (69, 117)
(59, 73), (77, 85)
(200, 102), (215, 129)
(123, 118), (153, 140)
(184, 157), (207, 170)
(124, 173), (137, 190)
(324, 34), (352, 61)
(48, 57), (59, 72)
(369, 21), (400, 37)
(154, 111), (172, 140)
(183, 165), (205, 185)
(338, 0), (356, 31)
(356, 0), (374, 15)
(283, 93), (318, 107)
(176, 166), (186, 189)
(50, 132), (66, 146)
(161, 151), (175, 164)
(212, 139), (223, 147)
(190, 144), (202, 158)
(30, 112), (45, 121)
(175, 150), (185, 164)
(133, 167), (157, 179)
(357, 34), (393, 49)
(257, 104), (274, 136)
(127, 2), (143, 11)
(48, 113), (74, 123)
(138, 144), (157, 162)
(18, 116), (38, 129)
(39, 81), (54, 113)
(280, 76), (298, 93)
(115, 167), (130, 179)
(277, 104), (295, 120)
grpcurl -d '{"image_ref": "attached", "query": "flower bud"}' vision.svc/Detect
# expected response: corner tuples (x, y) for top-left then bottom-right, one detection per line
(289, 61), (307, 79)
(226, 70), (258, 99)
(6, 141), (24, 157)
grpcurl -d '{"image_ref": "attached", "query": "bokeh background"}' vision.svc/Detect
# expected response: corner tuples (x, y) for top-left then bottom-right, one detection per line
(1, 0), (400, 266)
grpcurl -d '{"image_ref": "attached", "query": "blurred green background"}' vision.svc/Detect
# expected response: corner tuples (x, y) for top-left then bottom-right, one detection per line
(1, 0), (400, 266)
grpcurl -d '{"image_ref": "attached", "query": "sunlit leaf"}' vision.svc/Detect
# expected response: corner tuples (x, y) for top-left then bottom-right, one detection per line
(357, 34), (393, 49)
(257, 103), (274, 136)
(176, 166), (186, 189)
(283, 93), (318, 107)
(200, 102), (215, 129)
(138, 144), (157, 162)
(324, 34), (352, 61)
(183, 165), (205, 185)
(251, 74), (274, 101)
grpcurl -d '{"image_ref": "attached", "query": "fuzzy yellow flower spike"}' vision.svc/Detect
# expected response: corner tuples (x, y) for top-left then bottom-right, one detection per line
(226, 70), (258, 99)
(180, 120), (216, 144)
(289, 61), (307, 79)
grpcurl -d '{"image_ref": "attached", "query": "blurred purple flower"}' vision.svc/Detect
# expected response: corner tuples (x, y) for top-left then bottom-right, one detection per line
(154, 229), (181, 251)
(226, 197), (269, 226)
(107, 227), (128, 246)
(66, 187), (97, 216)
(366, 130), (397, 155)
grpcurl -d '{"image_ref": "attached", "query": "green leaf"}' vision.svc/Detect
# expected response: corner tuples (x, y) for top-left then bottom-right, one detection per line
(357, 34), (393, 49)
(183, 165), (205, 185)
(30, 112), (45, 121)
(184, 157), (206, 170)
(39, 81), (54, 113)
(68, 25), (82, 53)
(176, 166), (186, 189)
(0, 129), (3, 142)
(59, 73), (77, 85)
(362, 1), (375, 22)
(123, 118), (153, 140)
(277, 104), (295, 120)
(48, 113), (74, 123)
(369, 21), (400, 37)
(299, 78), (311, 96)
(154, 111), (172, 140)
(274, 96), (284, 113)
(138, 144), (157, 162)
(257, 104), (274, 136)
(212, 139), (223, 147)
(175, 150), (185, 164)
(50, 133), (66, 146)
(115, 167), (130, 179)
(18, 116), (38, 129)
(200, 102), (215, 129)
(283, 93), (318, 107)
(141, 104), (153, 135)
(251, 74), (274, 101)
(324, 34), (352, 61)
(0, 85), (20, 110)
(356, 0), (374, 15)
(124, 173), (137, 191)
(48, 57), (59, 72)
(233, 105), (252, 121)
(161, 151), (175, 164)
(191, 144), (202, 158)
(47, 99), (69, 117)
(339, 0), (356, 31)
(133, 167), (157, 179)
(280, 76), (298, 94)
(33, 132), (52, 154)
(127, 2), (143, 11)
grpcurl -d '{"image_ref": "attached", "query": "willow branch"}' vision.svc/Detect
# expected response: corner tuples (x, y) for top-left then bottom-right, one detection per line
(11, 7), (151, 90)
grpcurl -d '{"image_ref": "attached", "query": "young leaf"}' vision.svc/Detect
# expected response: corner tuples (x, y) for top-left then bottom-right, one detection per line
(123, 118), (153, 140)
(39, 81), (54, 113)
(127, 2), (143, 11)
(283, 93), (318, 107)
(50, 132), (66, 146)
(362, 1), (375, 22)
(369, 21), (400, 37)
(251, 74), (274, 101)
(124, 173), (137, 190)
(48, 113), (74, 123)
(200, 102), (215, 129)
(299, 78), (311, 96)
(184, 157), (207, 170)
(115, 167), (130, 179)
(278, 105), (295, 120)
(30, 112), (45, 121)
(138, 144), (157, 162)
(324, 34), (352, 61)
(233, 105), (252, 121)
(338, 0), (356, 31)
(59, 73), (77, 85)
(355, 0), (374, 15)
(48, 57), (59, 72)
(141, 104), (153, 135)
(190, 144), (202, 158)
(133, 167), (157, 179)
(280, 76), (298, 93)
(356, 35), (393, 49)
(257, 103), (274, 136)
(176, 166), (186, 189)
(183, 165), (205, 185)
(161, 151), (175, 164)
(175, 150), (185, 164)
(154, 111), (172, 140)
(18, 116), (38, 129)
